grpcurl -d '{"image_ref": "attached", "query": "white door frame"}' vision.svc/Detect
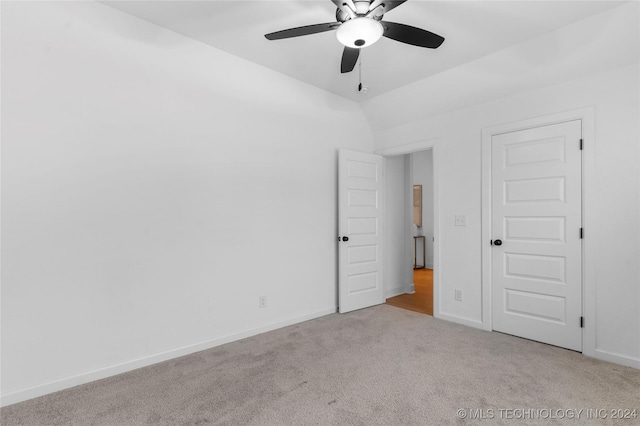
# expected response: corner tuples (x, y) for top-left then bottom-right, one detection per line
(375, 138), (441, 318)
(481, 107), (595, 356)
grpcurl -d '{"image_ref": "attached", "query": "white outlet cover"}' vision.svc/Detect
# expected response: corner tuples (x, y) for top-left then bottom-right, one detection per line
(455, 215), (467, 227)
(455, 290), (463, 301)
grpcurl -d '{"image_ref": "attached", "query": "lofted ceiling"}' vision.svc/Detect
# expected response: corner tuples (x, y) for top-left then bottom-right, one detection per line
(102, 0), (626, 103)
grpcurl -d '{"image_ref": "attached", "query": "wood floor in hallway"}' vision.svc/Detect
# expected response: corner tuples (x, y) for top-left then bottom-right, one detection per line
(385, 268), (433, 315)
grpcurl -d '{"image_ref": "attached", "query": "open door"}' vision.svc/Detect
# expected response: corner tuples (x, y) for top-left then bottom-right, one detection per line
(338, 149), (384, 313)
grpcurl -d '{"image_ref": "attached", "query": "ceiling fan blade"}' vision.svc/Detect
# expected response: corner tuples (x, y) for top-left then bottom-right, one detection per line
(381, 1), (408, 13)
(341, 47), (360, 73)
(381, 21), (444, 48)
(331, 0), (356, 10)
(265, 23), (339, 40)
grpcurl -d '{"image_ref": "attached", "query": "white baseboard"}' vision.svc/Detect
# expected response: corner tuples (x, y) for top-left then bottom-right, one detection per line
(436, 312), (484, 330)
(385, 286), (410, 299)
(0, 307), (337, 407)
(591, 349), (640, 370)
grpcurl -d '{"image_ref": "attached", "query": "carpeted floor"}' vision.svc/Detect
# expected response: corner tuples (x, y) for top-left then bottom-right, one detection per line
(2, 305), (639, 425)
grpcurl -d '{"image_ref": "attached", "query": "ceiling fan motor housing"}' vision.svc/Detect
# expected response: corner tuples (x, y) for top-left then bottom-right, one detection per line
(336, 1), (384, 23)
(354, 1), (372, 14)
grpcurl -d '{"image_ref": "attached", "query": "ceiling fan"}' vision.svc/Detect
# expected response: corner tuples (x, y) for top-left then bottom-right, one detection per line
(264, 0), (445, 74)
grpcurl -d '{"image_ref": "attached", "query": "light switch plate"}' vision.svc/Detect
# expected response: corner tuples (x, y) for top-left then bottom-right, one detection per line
(455, 215), (467, 227)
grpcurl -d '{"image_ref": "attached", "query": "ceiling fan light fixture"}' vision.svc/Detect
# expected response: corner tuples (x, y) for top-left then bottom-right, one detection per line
(336, 18), (383, 48)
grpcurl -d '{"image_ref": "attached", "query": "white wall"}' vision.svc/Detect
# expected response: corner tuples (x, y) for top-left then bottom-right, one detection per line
(370, 2), (639, 367)
(383, 155), (411, 298)
(410, 150), (434, 268)
(372, 63), (640, 365)
(362, 2), (639, 132)
(0, 1), (373, 404)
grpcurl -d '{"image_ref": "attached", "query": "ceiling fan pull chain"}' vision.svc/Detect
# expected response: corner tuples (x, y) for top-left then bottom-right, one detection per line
(358, 56), (362, 91)
(358, 55), (368, 92)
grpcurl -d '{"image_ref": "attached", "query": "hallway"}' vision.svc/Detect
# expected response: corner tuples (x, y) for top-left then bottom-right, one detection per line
(385, 269), (433, 315)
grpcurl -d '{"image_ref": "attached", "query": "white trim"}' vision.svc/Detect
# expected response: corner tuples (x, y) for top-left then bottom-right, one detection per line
(480, 107), (595, 351)
(580, 110), (596, 359)
(375, 138), (441, 318)
(385, 285), (411, 299)
(375, 137), (439, 157)
(0, 307), (336, 407)
(406, 155), (414, 302)
(437, 312), (484, 330)
(481, 132), (493, 331)
(591, 349), (640, 370)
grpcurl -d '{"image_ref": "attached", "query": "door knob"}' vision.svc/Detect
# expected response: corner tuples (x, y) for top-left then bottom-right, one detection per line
(493, 239), (502, 246)
(342, 236), (349, 242)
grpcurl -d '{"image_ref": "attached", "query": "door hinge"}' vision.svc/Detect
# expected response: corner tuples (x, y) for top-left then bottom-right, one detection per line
(580, 139), (583, 150)
(580, 228), (584, 239)
(580, 316), (584, 328)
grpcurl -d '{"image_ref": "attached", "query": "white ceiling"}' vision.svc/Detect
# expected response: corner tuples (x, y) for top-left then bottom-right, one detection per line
(102, 0), (626, 102)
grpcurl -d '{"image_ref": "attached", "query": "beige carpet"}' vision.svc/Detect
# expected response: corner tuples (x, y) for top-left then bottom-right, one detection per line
(2, 305), (639, 425)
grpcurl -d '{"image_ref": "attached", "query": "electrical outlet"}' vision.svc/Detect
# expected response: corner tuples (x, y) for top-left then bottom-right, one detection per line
(455, 289), (463, 301)
(259, 296), (267, 309)
(454, 215), (467, 227)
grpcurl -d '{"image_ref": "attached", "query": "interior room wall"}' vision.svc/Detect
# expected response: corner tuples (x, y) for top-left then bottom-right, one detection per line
(410, 151), (434, 269)
(370, 2), (639, 368)
(1, 1), (373, 405)
(383, 155), (410, 298)
(372, 63), (640, 366)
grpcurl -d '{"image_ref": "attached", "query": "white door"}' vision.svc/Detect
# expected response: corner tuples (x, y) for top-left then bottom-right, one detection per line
(338, 149), (384, 313)
(491, 120), (582, 351)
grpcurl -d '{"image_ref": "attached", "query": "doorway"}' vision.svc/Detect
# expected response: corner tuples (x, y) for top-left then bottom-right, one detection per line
(384, 149), (435, 316)
(386, 268), (433, 315)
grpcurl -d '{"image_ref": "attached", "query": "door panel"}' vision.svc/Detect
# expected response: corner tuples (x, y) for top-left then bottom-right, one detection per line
(491, 120), (582, 351)
(504, 289), (566, 323)
(504, 177), (565, 203)
(338, 149), (384, 313)
(504, 253), (567, 283)
(504, 217), (566, 243)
